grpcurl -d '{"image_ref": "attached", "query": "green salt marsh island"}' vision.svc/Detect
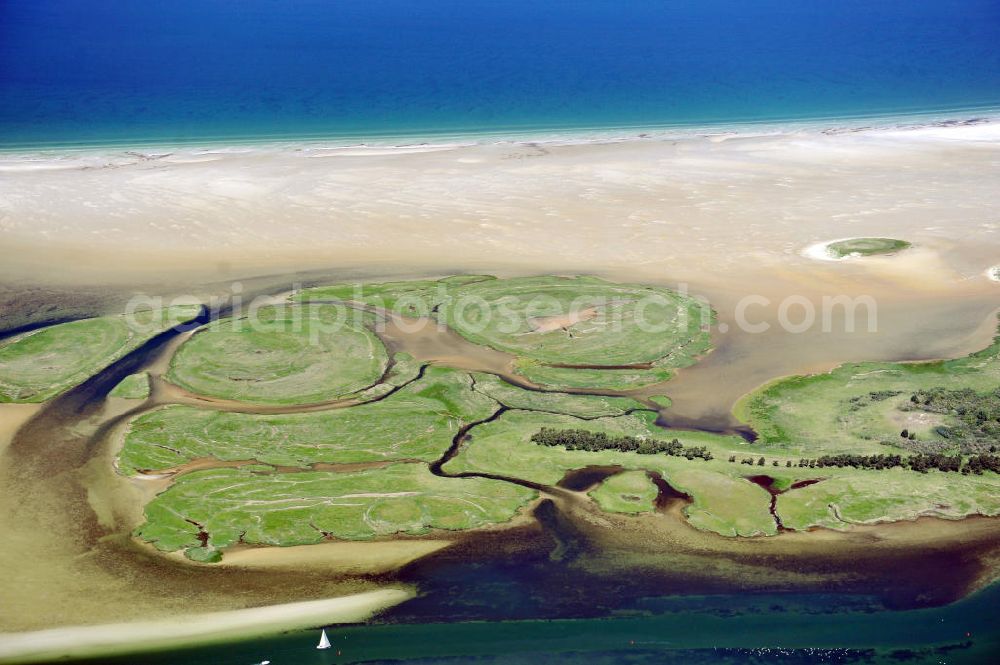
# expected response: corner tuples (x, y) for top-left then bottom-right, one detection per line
(118, 367), (494, 474)
(109, 372), (151, 400)
(297, 275), (713, 391)
(115, 279), (1000, 558)
(0, 306), (200, 403)
(5, 276), (994, 564)
(137, 463), (536, 563)
(165, 304), (389, 405)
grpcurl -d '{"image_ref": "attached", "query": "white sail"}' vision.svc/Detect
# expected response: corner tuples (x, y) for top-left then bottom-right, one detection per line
(317, 628), (332, 650)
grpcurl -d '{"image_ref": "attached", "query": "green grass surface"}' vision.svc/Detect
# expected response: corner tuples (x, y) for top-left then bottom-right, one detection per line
(444, 409), (777, 536)
(670, 467), (776, 537)
(826, 237), (911, 258)
(136, 463), (536, 560)
(735, 322), (1000, 457)
(446, 403), (1000, 537)
(355, 352), (423, 400)
(0, 306), (200, 403)
(471, 372), (644, 417)
(118, 367), (495, 474)
(649, 395), (672, 408)
(441, 276), (711, 380)
(109, 372), (150, 400)
(776, 469), (1000, 530)
(165, 304), (388, 405)
(588, 470), (658, 514)
(512, 361), (678, 391)
(293, 275), (495, 315)
(298, 275), (712, 391)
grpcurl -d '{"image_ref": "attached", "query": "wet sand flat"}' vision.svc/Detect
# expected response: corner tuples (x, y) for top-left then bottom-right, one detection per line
(1, 123), (999, 293)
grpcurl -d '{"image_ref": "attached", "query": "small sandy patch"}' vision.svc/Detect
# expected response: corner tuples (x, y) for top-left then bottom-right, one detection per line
(802, 239), (847, 261)
(220, 540), (451, 575)
(528, 306), (600, 333)
(887, 409), (945, 433)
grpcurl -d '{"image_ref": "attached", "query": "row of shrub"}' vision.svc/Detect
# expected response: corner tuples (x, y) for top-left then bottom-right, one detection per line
(528, 428), (999, 475)
(847, 390), (902, 412)
(728, 452), (1000, 475)
(530, 428), (713, 460)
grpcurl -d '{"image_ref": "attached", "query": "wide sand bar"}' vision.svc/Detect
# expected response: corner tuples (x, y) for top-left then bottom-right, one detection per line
(1, 121), (999, 292)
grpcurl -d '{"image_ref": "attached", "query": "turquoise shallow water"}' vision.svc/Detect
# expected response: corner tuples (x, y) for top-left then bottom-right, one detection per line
(2, 1), (999, 148)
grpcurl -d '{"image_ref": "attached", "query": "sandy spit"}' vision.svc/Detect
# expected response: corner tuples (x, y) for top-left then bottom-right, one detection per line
(0, 589), (412, 664)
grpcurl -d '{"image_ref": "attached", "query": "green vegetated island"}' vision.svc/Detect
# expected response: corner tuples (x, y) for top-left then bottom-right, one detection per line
(294, 274), (712, 391)
(109, 372), (151, 400)
(165, 305), (390, 405)
(0, 306), (201, 402)
(825, 237), (912, 259)
(1, 275), (998, 563)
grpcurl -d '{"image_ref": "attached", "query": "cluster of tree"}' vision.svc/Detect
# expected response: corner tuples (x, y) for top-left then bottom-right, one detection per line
(730, 455), (772, 466)
(906, 387), (1000, 444)
(727, 455), (801, 468)
(809, 453), (904, 470)
(904, 453), (963, 473)
(530, 428), (713, 460)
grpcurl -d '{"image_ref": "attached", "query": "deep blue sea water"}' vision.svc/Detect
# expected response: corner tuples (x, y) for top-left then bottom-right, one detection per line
(2, 0), (1000, 148)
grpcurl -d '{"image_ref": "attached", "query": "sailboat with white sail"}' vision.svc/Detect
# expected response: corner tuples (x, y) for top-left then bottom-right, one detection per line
(317, 628), (332, 650)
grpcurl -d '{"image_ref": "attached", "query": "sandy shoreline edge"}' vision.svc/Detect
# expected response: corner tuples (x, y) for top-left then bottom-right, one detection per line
(0, 589), (412, 664)
(1, 109), (998, 162)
